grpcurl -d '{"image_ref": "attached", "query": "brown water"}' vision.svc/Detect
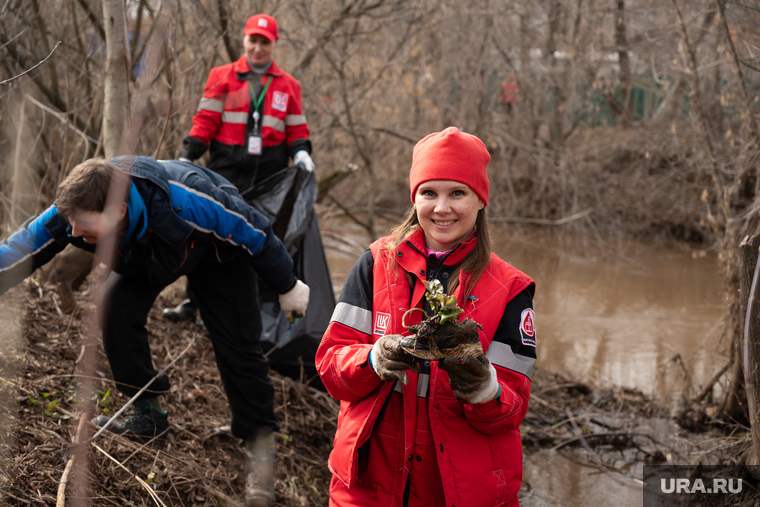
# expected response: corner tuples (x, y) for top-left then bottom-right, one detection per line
(321, 221), (725, 504)
(493, 229), (726, 401)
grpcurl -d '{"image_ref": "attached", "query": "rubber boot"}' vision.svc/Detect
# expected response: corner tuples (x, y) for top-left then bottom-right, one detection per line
(243, 428), (276, 507)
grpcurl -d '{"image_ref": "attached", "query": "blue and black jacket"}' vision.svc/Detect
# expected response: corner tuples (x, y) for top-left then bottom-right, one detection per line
(0, 156), (297, 294)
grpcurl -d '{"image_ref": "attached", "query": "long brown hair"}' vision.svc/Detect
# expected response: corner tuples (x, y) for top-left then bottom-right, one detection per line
(385, 205), (493, 301)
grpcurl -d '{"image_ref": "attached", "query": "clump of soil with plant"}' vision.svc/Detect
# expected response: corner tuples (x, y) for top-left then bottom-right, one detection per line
(398, 280), (482, 360)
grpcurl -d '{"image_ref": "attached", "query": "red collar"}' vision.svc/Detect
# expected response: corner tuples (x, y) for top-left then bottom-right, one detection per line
(233, 55), (283, 78)
(394, 228), (477, 273)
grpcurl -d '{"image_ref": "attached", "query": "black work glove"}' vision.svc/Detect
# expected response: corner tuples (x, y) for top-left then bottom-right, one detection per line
(439, 354), (499, 404)
(370, 334), (420, 385)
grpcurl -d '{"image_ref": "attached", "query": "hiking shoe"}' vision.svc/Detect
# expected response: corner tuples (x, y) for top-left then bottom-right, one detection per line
(244, 430), (276, 507)
(162, 299), (197, 322)
(93, 405), (169, 439)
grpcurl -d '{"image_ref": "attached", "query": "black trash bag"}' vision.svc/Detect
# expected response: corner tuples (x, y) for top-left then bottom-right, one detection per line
(249, 165), (335, 390)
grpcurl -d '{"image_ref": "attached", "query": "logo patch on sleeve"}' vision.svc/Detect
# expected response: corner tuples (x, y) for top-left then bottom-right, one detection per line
(519, 308), (536, 346)
(272, 91), (288, 112)
(374, 312), (390, 335)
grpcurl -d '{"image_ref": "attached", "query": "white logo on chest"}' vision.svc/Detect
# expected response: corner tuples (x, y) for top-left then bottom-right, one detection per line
(374, 312), (390, 335)
(272, 91), (288, 112)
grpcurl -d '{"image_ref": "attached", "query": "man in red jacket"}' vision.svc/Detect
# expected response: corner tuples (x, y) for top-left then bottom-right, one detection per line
(166, 13), (313, 323)
(164, 14), (313, 507)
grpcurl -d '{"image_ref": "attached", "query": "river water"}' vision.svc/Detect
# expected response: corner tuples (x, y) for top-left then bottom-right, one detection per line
(322, 220), (725, 506)
(492, 228), (726, 401)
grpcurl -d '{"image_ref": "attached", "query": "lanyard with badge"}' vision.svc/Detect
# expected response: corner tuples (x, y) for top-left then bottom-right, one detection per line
(247, 75), (273, 155)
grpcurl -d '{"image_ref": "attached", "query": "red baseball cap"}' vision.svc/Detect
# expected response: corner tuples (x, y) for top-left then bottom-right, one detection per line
(244, 14), (278, 41)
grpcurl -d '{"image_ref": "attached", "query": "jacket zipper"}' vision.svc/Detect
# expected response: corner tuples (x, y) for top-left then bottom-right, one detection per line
(404, 240), (459, 284)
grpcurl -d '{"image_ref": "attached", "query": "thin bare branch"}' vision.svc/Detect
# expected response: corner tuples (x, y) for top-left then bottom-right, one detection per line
(0, 41), (61, 86)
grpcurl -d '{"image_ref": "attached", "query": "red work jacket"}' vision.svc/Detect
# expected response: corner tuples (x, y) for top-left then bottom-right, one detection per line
(188, 56), (308, 150)
(317, 229), (535, 507)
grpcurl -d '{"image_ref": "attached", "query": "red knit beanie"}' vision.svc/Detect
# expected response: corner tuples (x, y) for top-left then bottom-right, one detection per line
(409, 127), (491, 206)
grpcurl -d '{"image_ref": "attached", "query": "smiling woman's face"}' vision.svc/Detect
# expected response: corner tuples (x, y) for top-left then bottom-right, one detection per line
(414, 180), (483, 252)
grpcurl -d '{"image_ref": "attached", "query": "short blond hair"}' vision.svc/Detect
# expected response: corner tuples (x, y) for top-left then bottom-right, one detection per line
(56, 158), (129, 217)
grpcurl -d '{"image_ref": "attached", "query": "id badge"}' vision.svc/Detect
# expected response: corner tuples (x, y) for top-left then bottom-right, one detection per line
(248, 135), (262, 155)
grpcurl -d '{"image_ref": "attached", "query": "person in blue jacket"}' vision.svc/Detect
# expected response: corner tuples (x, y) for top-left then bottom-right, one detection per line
(0, 156), (308, 507)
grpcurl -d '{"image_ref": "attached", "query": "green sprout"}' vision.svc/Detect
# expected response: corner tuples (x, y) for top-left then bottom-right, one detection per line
(402, 279), (464, 328)
(422, 280), (464, 324)
(28, 390), (65, 418)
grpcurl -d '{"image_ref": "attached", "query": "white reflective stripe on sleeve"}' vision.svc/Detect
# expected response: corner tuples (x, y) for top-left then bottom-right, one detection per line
(394, 380), (403, 394)
(0, 238), (55, 273)
(485, 341), (536, 380)
(262, 115), (285, 132)
(221, 111), (248, 124)
(330, 302), (372, 335)
(285, 114), (307, 126)
(198, 98), (224, 113)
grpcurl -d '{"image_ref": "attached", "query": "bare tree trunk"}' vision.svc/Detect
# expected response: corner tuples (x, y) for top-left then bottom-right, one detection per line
(10, 97), (28, 229)
(129, 0), (147, 65)
(546, 0), (563, 148)
(31, 0), (61, 102)
(474, 1), (494, 134)
(614, 0), (632, 127)
(671, 0), (727, 222)
(76, 0), (106, 40)
(716, 0), (760, 197)
(740, 233), (760, 464)
(102, 0), (130, 158)
(217, 0), (238, 63)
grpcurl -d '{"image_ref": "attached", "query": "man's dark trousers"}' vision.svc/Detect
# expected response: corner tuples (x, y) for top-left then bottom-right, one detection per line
(99, 252), (279, 439)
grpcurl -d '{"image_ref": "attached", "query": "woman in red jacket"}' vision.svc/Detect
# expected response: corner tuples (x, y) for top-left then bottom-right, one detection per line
(317, 127), (537, 506)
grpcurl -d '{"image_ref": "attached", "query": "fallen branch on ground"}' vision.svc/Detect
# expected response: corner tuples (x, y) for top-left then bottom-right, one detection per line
(490, 208), (593, 225)
(56, 415), (87, 507)
(92, 443), (168, 507)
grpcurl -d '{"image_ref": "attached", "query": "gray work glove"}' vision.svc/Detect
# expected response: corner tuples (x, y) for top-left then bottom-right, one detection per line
(370, 334), (420, 385)
(439, 354), (499, 404)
